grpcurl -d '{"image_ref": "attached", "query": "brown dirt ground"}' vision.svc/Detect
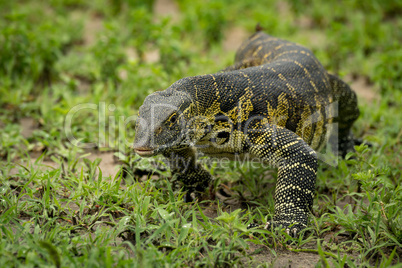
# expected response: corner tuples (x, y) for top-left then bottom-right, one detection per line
(82, 12), (103, 47)
(85, 151), (121, 178)
(19, 117), (38, 138)
(344, 74), (378, 103)
(223, 27), (249, 52)
(153, 0), (180, 19)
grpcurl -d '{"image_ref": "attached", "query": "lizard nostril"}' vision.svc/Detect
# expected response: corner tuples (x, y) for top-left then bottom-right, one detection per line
(155, 127), (162, 135)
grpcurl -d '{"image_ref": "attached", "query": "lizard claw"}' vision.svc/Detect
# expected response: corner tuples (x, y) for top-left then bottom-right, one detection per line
(247, 221), (303, 235)
(286, 227), (298, 238)
(184, 191), (197, 203)
(264, 221), (304, 238)
(247, 220), (303, 244)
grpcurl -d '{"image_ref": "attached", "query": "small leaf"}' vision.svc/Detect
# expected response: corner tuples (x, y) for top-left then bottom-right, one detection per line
(157, 208), (173, 220)
(178, 223), (191, 245)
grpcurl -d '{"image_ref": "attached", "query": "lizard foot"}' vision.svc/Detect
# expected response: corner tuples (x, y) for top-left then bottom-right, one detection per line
(264, 221), (306, 238)
(183, 189), (210, 203)
(247, 220), (306, 238)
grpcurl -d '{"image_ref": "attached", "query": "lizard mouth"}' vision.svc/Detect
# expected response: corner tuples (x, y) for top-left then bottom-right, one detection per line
(134, 147), (155, 156)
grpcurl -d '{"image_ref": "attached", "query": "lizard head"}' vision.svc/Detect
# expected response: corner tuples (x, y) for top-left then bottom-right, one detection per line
(133, 83), (195, 157)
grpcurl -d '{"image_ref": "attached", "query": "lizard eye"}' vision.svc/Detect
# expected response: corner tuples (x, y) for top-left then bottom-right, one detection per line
(170, 114), (177, 123)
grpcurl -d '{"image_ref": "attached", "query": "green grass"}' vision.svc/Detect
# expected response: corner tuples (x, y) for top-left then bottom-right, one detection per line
(1, 0), (401, 267)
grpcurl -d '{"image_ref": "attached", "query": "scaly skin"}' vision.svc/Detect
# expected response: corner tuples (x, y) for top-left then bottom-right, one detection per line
(133, 30), (359, 235)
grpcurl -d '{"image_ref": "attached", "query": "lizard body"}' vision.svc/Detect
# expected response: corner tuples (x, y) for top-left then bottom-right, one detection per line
(133, 30), (359, 234)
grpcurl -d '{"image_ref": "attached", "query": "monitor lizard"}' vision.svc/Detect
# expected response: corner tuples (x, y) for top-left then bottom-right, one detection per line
(133, 29), (360, 236)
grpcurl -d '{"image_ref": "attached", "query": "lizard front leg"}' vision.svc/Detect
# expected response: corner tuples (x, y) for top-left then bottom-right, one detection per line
(246, 123), (318, 235)
(163, 148), (213, 201)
